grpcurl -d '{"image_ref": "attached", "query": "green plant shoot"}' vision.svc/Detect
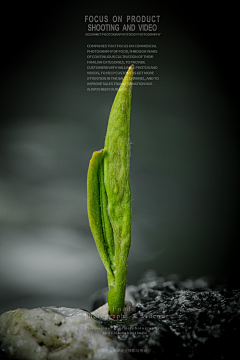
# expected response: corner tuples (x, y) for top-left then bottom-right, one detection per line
(87, 65), (134, 317)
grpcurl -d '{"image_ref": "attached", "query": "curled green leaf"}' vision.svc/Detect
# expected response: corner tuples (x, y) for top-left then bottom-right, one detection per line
(87, 65), (134, 317)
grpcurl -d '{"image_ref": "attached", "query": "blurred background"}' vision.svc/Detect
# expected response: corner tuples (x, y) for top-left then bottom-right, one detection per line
(0, 2), (239, 314)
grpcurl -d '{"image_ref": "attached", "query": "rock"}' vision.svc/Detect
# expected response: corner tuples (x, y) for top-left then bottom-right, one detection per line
(113, 273), (240, 359)
(1, 274), (240, 359)
(91, 273), (240, 359)
(0, 306), (126, 360)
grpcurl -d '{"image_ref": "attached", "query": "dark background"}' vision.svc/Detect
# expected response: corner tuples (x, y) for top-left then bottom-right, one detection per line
(0, 1), (239, 314)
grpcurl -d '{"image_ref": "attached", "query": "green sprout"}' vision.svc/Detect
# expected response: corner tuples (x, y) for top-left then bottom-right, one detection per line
(87, 65), (134, 318)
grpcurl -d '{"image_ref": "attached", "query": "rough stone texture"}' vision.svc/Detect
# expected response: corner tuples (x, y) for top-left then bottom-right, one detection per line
(93, 272), (240, 359)
(0, 307), (126, 360)
(1, 272), (240, 359)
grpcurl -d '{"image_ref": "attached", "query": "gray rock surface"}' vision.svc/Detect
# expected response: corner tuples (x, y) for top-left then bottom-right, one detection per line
(0, 306), (125, 360)
(91, 273), (240, 359)
(1, 274), (240, 359)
